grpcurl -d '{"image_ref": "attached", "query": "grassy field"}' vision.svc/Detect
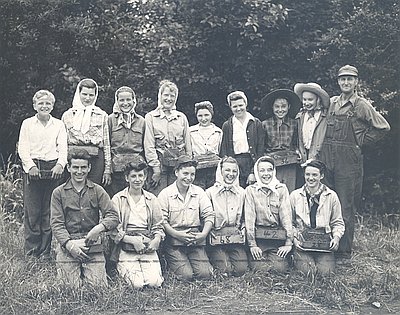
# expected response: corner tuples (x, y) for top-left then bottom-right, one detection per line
(0, 166), (399, 315)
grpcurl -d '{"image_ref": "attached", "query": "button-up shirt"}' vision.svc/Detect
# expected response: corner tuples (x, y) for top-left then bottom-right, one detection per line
(206, 184), (244, 229)
(262, 116), (298, 152)
(158, 182), (214, 229)
(232, 113), (254, 154)
(189, 123), (222, 156)
(62, 107), (112, 173)
(329, 93), (390, 147)
(50, 179), (119, 247)
(111, 188), (164, 243)
(144, 109), (192, 170)
(244, 183), (293, 247)
(290, 185), (345, 239)
(302, 110), (321, 150)
(18, 115), (68, 173)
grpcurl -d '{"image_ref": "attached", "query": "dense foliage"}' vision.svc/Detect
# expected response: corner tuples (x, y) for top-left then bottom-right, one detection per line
(1, 0), (398, 211)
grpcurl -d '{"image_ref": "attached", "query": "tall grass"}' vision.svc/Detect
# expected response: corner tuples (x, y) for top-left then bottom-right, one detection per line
(0, 164), (399, 314)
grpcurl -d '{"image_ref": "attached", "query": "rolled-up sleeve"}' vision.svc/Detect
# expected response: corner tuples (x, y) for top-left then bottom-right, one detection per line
(144, 113), (161, 170)
(198, 191), (214, 224)
(244, 188), (257, 247)
(330, 192), (345, 239)
(278, 186), (294, 245)
(50, 187), (71, 247)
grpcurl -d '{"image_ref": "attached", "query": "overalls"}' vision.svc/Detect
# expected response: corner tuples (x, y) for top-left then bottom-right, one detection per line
(319, 107), (363, 258)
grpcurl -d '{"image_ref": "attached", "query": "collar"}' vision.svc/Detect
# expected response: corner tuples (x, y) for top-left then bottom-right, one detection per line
(63, 178), (95, 190)
(34, 114), (54, 125)
(153, 108), (180, 120)
(118, 187), (153, 200)
(272, 116), (291, 127)
(337, 92), (358, 108)
(299, 184), (331, 197)
(232, 112), (254, 126)
(170, 182), (197, 199)
(190, 123), (220, 133)
(216, 183), (240, 195)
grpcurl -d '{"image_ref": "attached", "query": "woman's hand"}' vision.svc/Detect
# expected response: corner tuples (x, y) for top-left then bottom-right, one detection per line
(250, 246), (263, 260)
(329, 236), (340, 251)
(277, 245), (292, 258)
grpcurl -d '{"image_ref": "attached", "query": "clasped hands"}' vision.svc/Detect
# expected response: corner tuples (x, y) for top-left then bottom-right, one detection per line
(124, 235), (161, 254)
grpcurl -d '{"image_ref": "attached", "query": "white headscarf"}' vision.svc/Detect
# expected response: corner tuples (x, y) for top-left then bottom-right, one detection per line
(156, 80), (178, 111)
(72, 78), (99, 134)
(112, 86), (137, 129)
(213, 157), (241, 194)
(253, 156), (281, 194)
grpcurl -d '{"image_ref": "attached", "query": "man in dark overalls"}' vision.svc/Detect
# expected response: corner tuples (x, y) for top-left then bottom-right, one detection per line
(320, 65), (390, 260)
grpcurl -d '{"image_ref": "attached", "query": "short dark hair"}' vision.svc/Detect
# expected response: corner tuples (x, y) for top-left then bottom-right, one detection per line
(123, 156), (148, 176)
(303, 159), (326, 176)
(175, 158), (198, 171)
(79, 78), (97, 92)
(67, 149), (91, 165)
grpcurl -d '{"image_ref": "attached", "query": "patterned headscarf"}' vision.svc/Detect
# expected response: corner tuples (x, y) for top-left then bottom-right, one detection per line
(253, 156), (281, 194)
(71, 78), (99, 134)
(112, 86), (137, 129)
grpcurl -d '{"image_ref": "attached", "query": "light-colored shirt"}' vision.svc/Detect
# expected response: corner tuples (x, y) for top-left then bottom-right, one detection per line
(244, 183), (293, 247)
(206, 184), (244, 229)
(232, 113), (254, 154)
(18, 115), (68, 173)
(290, 185), (345, 239)
(62, 107), (111, 173)
(126, 194), (147, 228)
(144, 108), (192, 170)
(302, 110), (321, 150)
(189, 123), (222, 156)
(158, 182), (214, 229)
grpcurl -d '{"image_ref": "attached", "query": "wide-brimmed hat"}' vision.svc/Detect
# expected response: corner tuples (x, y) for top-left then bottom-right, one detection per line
(294, 83), (330, 109)
(260, 89), (301, 118)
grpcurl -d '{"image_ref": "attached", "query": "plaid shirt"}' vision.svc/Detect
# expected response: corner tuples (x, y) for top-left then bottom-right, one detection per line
(62, 107), (111, 173)
(262, 116), (298, 152)
(244, 183), (293, 247)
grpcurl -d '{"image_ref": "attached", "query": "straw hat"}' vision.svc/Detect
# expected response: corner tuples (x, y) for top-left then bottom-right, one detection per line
(294, 83), (330, 109)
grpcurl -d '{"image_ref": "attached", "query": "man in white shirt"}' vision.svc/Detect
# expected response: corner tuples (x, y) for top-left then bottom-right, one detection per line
(18, 90), (68, 258)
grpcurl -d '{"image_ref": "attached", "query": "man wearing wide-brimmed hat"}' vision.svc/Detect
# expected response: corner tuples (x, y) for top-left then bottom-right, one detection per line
(260, 89), (301, 192)
(294, 82), (330, 164)
(319, 65), (390, 260)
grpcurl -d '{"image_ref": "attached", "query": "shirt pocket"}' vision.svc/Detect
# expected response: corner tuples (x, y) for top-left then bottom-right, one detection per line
(88, 115), (104, 138)
(130, 125), (144, 146)
(269, 196), (281, 215)
(110, 124), (125, 146)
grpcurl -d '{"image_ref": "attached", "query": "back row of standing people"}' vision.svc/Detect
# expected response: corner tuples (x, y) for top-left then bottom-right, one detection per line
(18, 65), (390, 267)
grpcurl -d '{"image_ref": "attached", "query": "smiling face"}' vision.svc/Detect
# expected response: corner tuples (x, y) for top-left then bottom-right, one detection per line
(338, 76), (358, 94)
(257, 161), (274, 185)
(175, 165), (196, 189)
(230, 98), (247, 119)
(304, 166), (324, 190)
(117, 91), (136, 113)
(196, 108), (212, 127)
(33, 96), (54, 118)
(79, 86), (96, 107)
(272, 98), (290, 120)
(221, 161), (239, 185)
(302, 91), (320, 112)
(67, 158), (91, 184)
(160, 86), (176, 111)
(125, 169), (146, 190)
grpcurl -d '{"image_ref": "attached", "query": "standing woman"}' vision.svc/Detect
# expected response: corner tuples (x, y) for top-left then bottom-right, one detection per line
(62, 78), (111, 186)
(144, 80), (192, 195)
(110, 157), (164, 288)
(108, 86), (145, 196)
(189, 101), (222, 189)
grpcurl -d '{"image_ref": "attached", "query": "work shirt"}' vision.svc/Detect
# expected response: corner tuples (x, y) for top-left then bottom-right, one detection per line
(206, 184), (245, 229)
(18, 115), (68, 173)
(189, 123), (222, 156)
(111, 188), (164, 243)
(262, 116), (298, 152)
(108, 113), (145, 156)
(290, 185), (345, 239)
(329, 93), (390, 147)
(62, 107), (112, 173)
(144, 108), (192, 171)
(158, 182), (214, 229)
(244, 183), (293, 247)
(50, 179), (119, 247)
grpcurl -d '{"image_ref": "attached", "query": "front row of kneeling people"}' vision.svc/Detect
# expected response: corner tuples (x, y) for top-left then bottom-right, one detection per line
(50, 149), (344, 288)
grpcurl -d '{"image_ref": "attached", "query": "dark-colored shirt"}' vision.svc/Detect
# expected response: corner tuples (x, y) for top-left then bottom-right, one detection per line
(50, 179), (119, 247)
(262, 116), (298, 152)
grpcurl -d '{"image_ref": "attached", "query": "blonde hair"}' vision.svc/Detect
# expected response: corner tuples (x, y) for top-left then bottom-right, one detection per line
(32, 90), (55, 104)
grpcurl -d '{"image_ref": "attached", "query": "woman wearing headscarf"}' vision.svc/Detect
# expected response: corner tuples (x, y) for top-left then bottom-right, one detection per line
(205, 156), (248, 277)
(244, 156), (293, 272)
(190, 101), (222, 190)
(108, 86), (145, 196)
(144, 80), (192, 195)
(62, 78), (111, 185)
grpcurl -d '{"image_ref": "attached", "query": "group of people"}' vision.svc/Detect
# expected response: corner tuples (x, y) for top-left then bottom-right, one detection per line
(18, 65), (390, 288)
